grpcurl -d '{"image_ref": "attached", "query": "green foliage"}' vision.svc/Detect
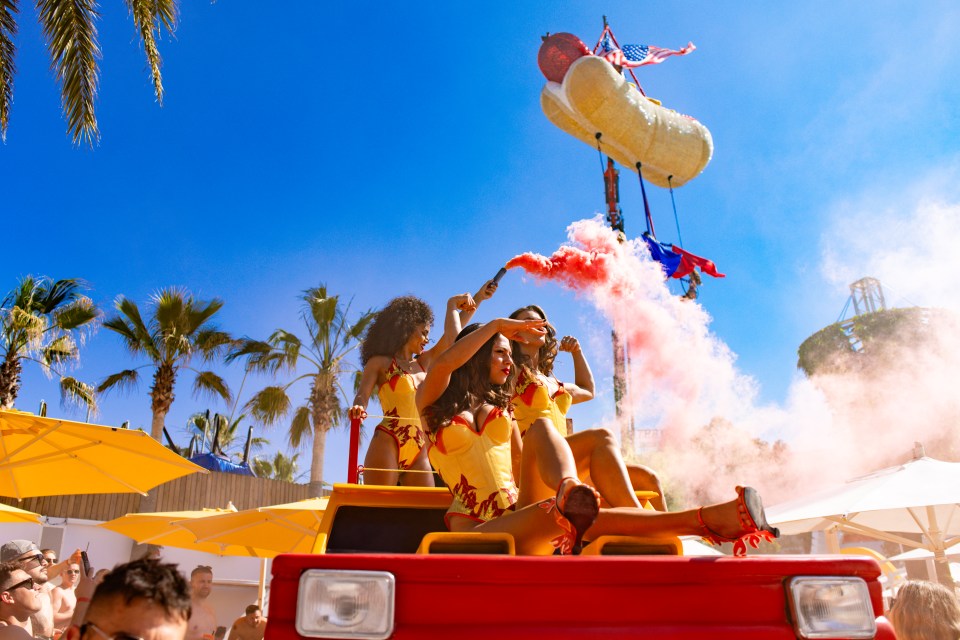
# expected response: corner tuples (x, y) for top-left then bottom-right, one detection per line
(0, 0), (179, 144)
(0, 276), (100, 411)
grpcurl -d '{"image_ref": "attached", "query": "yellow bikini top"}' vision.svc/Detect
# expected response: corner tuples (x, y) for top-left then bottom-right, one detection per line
(377, 358), (420, 425)
(427, 407), (518, 520)
(511, 368), (572, 437)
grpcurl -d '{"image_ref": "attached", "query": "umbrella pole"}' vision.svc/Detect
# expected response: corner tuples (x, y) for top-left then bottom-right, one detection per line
(825, 527), (841, 553)
(258, 558), (268, 609)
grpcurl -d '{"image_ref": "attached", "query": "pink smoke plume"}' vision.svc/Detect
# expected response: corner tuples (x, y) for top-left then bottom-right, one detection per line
(506, 216), (960, 506)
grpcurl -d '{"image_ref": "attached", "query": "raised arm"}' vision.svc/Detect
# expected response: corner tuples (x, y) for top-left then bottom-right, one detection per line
(416, 318), (546, 411)
(559, 336), (595, 404)
(459, 279), (498, 327)
(348, 356), (389, 420)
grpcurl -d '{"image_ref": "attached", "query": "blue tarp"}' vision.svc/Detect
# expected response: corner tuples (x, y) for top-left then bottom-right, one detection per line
(189, 453), (256, 477)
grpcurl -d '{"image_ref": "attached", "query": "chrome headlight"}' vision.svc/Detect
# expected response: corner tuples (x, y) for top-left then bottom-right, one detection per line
(787, 576), (877, 639)
(296, 570), (395, 639)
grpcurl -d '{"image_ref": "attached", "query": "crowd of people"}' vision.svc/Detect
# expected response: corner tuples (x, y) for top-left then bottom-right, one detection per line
(0, 540), (265, 640)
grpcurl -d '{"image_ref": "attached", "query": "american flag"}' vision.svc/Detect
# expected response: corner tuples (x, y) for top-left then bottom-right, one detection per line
(601, 36), (696, 68)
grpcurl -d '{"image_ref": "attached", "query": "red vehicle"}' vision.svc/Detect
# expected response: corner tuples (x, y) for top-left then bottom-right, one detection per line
(265, 481), (896, 639)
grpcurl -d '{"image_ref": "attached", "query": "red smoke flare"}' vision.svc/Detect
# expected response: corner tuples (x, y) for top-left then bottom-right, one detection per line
(506, 246), (611, 290)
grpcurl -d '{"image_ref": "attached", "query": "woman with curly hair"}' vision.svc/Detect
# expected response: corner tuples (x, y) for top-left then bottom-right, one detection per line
(349, 282), (496, 486)
(417, 318), (779, 556)
(509, 305), (667, 511)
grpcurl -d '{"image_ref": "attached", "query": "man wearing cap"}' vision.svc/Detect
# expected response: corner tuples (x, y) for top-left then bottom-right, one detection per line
(0, 561), (42, 639)
(1, 541), (54, 639)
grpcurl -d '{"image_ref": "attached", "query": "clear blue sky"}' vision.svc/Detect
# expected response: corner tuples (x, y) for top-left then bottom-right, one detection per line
(4, 3), (960, 487)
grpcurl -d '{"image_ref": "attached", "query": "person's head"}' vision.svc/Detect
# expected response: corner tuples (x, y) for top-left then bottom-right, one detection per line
(1, 540), (48, 584)
(243, 604), (262, 626)
(508, 305), (557, 375)
(61, 563), (81, 588)
(67, 558), (191, 640)
(424, 323), (516, 434)
(0, 562), (41, 620)
(888, 580), (960, 640)
(189, 565), (213, 600)
(41, 549), (58, 566)
(360, 296), (434, 364)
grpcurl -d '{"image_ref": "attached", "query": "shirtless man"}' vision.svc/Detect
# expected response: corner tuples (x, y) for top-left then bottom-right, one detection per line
(0, 563), (42, 639)
(226, 605), (266, 640)
(185, 566), (217, 640)
(50, 563), (79, 633)
(63, 557), (190, 640)
(1, 541), (54, 639)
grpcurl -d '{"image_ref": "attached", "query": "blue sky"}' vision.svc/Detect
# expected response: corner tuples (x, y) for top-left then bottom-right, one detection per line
(4, 3), (960, 487)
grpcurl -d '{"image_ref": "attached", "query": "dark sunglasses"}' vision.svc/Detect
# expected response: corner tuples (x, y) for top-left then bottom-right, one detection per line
(65, 569), (81, 575)
(19, 553), (46, 567)
(80, 621), (144, 640)
(2, 577), (34, 592)
(45, 557), (57, 564)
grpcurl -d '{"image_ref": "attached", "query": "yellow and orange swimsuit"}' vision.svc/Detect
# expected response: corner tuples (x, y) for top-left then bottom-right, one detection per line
(375, 358), (426, 471)
(511, 368), (573, 437)
(427, 407), (519, 528)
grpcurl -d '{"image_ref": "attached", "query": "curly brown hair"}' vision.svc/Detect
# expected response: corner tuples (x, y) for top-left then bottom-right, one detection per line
(508, 305), (558, 376)
(423, 324), (516, 434)
(360, 296), (434, 365)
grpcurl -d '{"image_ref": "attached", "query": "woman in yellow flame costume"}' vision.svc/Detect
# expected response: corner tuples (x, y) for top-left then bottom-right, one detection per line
(417, 318), (779, 556)
(509, 304), (667, 511)
(350, 282), (496, 486)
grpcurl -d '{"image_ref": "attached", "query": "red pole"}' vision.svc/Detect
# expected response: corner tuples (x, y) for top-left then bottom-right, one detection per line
(347, 417), (361, 484)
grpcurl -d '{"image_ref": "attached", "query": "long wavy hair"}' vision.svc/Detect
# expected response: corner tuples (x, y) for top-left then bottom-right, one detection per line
(889, 580), (960, 640)
(508, 305), (558, 377)
(360, 296), (434, 365)
(423, 324), (516, 434)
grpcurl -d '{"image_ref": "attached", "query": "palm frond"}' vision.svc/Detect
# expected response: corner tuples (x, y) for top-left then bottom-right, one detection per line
(36, 0), (101, 145)
(0, 0), (16, 142)
(191, 370), (231, 404)
(52, 295), (99, 331)
(183, 297), (224, 335)
(268, 329), (302, 370)
(38, 278), (86, 313)
(346, 310), (376, 342)
(245, 385), (291, 426)
(124, 0), (178, 105)
(42, 334), (76, 366)
(194, 329), (233, 362)
(8, 307), (45, 348)
(97, 368), (139, 394)
(112, 297), (159, 358)
(59, 376), (96, 414)
(226, 338), (283, 373)
(304, 289), (339, 335)
(288, 405), (312, 450)
(152, 287), (186, 336)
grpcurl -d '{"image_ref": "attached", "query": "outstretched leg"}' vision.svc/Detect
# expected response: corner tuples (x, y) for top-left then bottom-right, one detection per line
(566, 428), (643, 508)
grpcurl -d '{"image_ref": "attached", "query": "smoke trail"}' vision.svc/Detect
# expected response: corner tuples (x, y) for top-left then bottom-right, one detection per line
(507, 213), (960, 506)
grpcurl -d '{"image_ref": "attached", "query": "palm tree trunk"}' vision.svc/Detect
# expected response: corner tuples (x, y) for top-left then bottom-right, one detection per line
(0, 354), (22, 409)
(309, 424), (326, 498)
(149, 364), (176, 441)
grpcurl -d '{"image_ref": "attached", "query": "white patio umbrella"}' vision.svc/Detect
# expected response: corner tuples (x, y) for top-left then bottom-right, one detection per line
(766, 448), (960, 583)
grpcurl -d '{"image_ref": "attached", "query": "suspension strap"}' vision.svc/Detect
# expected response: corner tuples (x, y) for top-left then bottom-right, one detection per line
(668, 175), (684, 248)
(636, 161), (656, 237)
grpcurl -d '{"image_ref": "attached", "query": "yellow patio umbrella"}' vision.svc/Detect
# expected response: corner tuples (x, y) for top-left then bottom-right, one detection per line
(0, 409), (206, 499)
(180, 497), (329, 555)
(99, 508), (277, 558)
(0, 501), (42, 524)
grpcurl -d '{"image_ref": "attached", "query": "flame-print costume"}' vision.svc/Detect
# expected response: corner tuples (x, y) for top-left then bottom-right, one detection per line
(427, 407), (518, 528)
(375, 358), (426, 470)
(511, 368), (572, 437)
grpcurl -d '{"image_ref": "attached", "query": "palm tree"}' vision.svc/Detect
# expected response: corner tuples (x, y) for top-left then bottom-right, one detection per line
(252, 451), (300, 483)
(0, 276), (99, 412)
(0, 0), (178, 145)
(97, 288), (233, 443)
(184, 410), (268, 460)
(231, 285), (374, 497)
